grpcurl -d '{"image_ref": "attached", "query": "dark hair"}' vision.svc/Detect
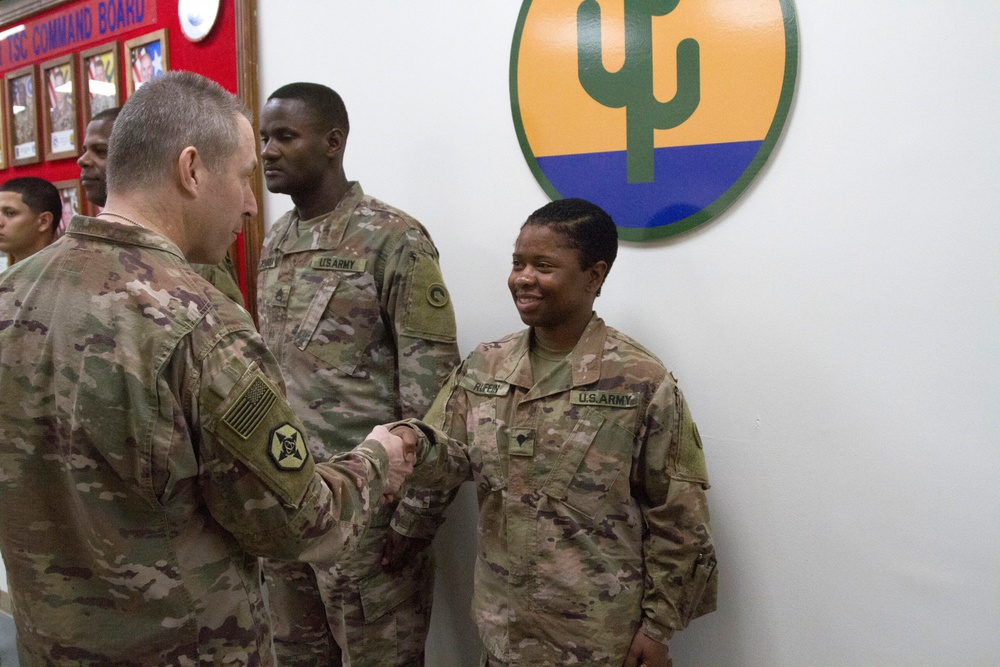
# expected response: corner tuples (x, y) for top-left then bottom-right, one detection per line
(90, 106), (121, 124)
(523, 198), (618, 274)
(0, 177), (61, 232)
(107, 72), (250, 194)
(268, 82), (350, 135)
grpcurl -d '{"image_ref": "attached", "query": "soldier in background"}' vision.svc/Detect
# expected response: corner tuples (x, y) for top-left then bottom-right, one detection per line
(384, 199), (718, 666)
(257, 82), (460, 666)
(79, 106), (245, 305)
(0, 72), (418, 666)
(0, 176), (60, 266)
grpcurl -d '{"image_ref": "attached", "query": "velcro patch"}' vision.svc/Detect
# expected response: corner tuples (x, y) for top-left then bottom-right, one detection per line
(401, 254), (457, 342)
(509, 428), (534, 457)
(460, 375), (510, 397)
(210, 367), (316, 507)
(268, 423), (309, 471)
(426, 283), (450, 308)
(223, 375), (278, 439)
(312, 256), (367, 272)
(258, 256), (278, 271)
(571, 390), (639, 409)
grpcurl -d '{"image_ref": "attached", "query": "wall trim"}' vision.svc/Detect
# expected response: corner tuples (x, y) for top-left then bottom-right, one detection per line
(0, 0), (71, 25)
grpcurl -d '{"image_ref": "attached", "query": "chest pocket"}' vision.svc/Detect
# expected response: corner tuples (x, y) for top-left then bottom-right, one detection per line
(294, 269), (380, 378)
(541, 406), (635, 519)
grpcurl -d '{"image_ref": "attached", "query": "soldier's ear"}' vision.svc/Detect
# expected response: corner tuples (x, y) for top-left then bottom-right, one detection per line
(586, 260), (608, 294)
(34, 211), (54, 235)
(177, 146), (202, 196)
(325, 127), (345, 156)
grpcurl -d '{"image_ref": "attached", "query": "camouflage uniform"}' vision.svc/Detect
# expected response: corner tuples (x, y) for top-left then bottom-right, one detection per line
(0, 215), (397, 666)
(193, 252), (245, 306)
(257, 182), (459, 666)
(392, 315), (718, 666)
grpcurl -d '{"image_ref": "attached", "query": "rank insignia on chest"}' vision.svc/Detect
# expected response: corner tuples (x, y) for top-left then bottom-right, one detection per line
(312, 256), (367, 272)
(268, 423), (309, 471)
(509, 428), (534, 457)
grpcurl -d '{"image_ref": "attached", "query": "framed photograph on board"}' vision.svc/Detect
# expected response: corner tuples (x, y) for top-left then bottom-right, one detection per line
(80, 42), (120, 124)
(124, 29), (169, 96)
(5, 65), (40, 166)
(53, 179), (83, 238)
(42, 55), (79, 160)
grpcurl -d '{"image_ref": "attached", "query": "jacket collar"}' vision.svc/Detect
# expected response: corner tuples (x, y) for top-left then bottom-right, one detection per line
(278, 181), (364, 255)
(67, 215), (187, 261)
(495, 313), (606, 399)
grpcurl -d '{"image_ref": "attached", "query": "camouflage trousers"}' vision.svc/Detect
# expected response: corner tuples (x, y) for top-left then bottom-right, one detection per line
(263, 520), (433, 667)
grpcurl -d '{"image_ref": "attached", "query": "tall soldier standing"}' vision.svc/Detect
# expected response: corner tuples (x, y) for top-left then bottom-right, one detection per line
(258, 83), (460, 665)
(0, 72), (416, 666)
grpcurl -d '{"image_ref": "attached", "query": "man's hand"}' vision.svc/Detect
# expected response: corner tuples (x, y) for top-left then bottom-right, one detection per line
(380, 527), (432, 572)
(364, 425), (416, 499)
(622, 631), (671, 667)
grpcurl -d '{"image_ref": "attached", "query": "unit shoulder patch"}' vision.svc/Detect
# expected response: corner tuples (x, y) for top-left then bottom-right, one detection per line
(268, 422), (309, 471)
(401, 253), (457, 342)
(426, 282), (450, 308)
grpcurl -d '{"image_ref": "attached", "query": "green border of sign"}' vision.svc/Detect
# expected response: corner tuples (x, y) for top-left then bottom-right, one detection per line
(509, 0), (799, 241)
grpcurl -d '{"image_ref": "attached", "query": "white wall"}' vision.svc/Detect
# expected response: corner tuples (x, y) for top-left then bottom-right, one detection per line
(266, 1), (995, 664)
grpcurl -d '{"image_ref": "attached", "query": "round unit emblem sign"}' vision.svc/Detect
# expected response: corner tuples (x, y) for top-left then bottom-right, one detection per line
(510, 0), (798, 240)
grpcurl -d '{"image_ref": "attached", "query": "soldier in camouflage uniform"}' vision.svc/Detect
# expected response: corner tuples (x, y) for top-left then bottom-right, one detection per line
(0, 177), (60, 266)
(385, 199), (718, 666)
(79, 106), (246, 306)
(0, 72), (417, 667)
(257, 82), (460, 666)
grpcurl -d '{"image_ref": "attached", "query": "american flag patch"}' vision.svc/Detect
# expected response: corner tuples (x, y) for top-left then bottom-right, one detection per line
(223, 376), (277, 439)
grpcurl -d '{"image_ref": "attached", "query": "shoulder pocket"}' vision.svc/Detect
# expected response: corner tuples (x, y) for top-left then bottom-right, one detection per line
(206, 366), (315, 507)
(672, 392), (709, 487)
(401, 253), (457, 343)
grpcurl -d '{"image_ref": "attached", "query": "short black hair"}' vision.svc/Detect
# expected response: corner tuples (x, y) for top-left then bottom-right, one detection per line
(90, 106), (121, 124)
(268, 82), (349, 134)
(522, 198), (618, 274)
(0, 177), (61, 232)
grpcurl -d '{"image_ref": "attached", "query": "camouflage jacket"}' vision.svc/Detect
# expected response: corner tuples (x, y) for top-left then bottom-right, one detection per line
(392, 315), (718, 665)
(0, 216), (394, 666)
(192, 252), (244, 306)
(257, 182), (459, 460)
(257, 182), (459, 585)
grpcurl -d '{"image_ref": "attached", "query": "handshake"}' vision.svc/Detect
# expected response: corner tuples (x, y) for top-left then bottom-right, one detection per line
(364, 424), (421, 499)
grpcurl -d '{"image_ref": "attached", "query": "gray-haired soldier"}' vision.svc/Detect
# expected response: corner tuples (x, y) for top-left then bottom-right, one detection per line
(0, 72), (416, 666)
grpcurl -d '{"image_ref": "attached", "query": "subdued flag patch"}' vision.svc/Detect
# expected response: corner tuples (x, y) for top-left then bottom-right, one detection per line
(223, 375), (278, 439)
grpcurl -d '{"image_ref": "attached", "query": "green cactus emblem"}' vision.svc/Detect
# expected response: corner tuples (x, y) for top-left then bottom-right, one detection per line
(577, 0), (701, 183)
